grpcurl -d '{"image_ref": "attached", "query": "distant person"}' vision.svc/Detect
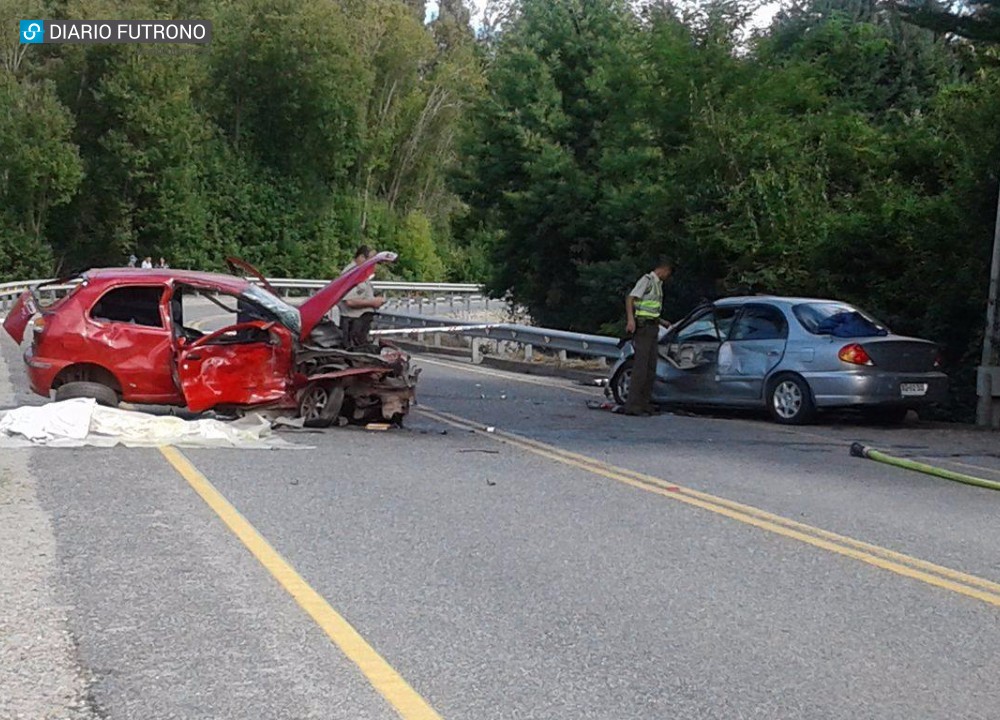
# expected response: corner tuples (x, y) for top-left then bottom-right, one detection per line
(140, 257), (153, 269)
(127, 254), (137, 268)
(338, 245), (385, 347)
(618, 258), (674, 417)
(158, 257), (169, 269)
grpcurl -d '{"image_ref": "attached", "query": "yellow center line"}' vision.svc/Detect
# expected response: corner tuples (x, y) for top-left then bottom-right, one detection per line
(416, 406), (1000, 608)
(158, 446), (443, 720)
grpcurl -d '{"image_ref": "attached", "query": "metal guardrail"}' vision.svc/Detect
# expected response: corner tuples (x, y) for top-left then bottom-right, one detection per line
(374, 311), (623, 362)
(268, 279), (481, 294)
(0, 279), (80, 314)
(0, 276), (484, 314)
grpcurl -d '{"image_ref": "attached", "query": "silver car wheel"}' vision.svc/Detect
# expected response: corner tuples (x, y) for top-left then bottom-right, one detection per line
(773, 380), (803, 420)
(300, 384), (329, 420)
(616, 367), (632, 402)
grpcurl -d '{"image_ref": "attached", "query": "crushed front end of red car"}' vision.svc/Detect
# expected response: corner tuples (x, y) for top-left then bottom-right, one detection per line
(294, 339), (420, 426)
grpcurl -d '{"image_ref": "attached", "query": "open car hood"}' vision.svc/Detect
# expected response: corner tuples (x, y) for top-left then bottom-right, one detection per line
(297, 251), (397, 340)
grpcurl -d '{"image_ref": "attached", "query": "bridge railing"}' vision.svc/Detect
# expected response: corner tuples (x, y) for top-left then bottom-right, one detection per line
(0, 277), (484, 314)
(373, 311), (623, 362)
(0, 279), (79, 313)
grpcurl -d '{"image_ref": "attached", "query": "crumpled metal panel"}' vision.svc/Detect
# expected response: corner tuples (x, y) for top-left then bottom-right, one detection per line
(177, 323), (294, 413)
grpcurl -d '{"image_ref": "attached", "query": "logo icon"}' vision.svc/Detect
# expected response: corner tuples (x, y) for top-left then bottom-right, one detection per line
(20, 20), (44, 44)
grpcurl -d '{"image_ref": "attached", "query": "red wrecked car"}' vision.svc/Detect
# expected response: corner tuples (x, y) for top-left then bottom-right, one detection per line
(1, 252), (417, 427)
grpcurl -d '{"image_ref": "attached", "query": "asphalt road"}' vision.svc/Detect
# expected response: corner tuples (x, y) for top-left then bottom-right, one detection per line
(3, 334), (1000, 719)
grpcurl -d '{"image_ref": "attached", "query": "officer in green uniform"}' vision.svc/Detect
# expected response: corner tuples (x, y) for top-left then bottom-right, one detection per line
(621, 258), (674, 416)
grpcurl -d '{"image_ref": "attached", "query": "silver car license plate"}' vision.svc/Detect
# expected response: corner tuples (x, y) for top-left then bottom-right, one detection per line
(900, 382), (928, 397)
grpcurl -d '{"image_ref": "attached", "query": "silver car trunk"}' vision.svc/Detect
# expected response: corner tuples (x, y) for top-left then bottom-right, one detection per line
(860, 338), (938, 373)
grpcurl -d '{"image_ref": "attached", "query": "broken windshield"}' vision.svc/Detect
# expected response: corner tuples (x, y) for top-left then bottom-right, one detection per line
(242, 284), (301, 335)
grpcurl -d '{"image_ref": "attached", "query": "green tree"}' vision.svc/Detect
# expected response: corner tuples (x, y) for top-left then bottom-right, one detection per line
(390, 210), (447, 280)
(47, 45), (212, 268)
(207, 0), (366, 189)
(899, 0), (1000, 43)
(458, 0), (653, 330)
(0, 75), (82, 279)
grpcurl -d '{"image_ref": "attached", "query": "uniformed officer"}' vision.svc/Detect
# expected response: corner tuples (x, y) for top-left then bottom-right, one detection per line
(621, 258), (674, 416)
(338, 245), (386, 348)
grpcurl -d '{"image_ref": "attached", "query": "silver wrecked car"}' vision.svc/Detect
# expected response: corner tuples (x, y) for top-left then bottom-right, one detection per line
(607, 296), (948, 424)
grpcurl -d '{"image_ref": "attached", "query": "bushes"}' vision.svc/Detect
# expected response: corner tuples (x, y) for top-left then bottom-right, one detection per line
(1, 0), (479, 281)
(457, 0), (995, 419)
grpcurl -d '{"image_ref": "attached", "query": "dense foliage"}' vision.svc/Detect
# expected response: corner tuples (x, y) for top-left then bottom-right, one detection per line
(2, 0), (999, 417)
(457, 0), (1000, 418)
(0, 0), (479, 280)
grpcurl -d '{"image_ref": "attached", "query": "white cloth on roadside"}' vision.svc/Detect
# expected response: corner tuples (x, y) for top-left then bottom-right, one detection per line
(0, 398), (305, 450)
(0, 399), (92, 441)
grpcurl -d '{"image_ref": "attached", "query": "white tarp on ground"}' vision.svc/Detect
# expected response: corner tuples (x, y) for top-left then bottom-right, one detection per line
(0, 398), (303, 449)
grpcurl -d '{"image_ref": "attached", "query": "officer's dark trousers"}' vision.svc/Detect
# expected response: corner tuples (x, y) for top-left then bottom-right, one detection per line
(340, 312), (374, 348)
(625, 320), (658, 413)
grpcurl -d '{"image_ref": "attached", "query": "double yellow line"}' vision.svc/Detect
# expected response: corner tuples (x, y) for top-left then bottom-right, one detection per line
(418, 406), (1000, 609)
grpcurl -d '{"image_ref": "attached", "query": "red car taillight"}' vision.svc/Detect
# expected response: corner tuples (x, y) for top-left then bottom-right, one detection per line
(839, 343), (874, 366)
(933, 352), (943, 369)
(30, 314), (52, 348)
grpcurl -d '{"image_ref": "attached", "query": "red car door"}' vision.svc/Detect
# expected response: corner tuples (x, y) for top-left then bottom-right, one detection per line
(174, 321), (294, 412)
(86, 283), (179, 403)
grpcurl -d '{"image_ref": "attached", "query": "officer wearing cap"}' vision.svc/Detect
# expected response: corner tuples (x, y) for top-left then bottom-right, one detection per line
(621, 258), (674, 416)
(338, 245), (386, 348)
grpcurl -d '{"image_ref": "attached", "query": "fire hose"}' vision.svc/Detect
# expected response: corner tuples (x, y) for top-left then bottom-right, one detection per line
(850, 442), (1000, 492)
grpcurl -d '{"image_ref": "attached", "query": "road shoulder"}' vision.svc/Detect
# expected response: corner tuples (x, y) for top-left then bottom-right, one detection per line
(0, 337), (97, 720)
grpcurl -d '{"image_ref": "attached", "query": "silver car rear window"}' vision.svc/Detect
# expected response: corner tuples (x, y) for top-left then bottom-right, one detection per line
(793, 303), (889, 337)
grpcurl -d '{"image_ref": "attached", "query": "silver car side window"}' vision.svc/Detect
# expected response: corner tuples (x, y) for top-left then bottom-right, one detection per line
(729, 305), (788, 342)
(674, 310), (718, 343)
(714, 306), (738, 339)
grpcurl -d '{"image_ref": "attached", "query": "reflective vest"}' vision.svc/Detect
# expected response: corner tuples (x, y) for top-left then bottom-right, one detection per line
(634, 272), (662, 319)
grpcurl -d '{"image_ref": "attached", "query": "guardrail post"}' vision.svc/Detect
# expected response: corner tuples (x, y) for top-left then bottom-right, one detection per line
(472, 337), (484, 365)
(557, 350), (568, 364)
(978, 367), (1000, 429)
(524, 344), (533, 362)
(432, 332), (442, 348)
